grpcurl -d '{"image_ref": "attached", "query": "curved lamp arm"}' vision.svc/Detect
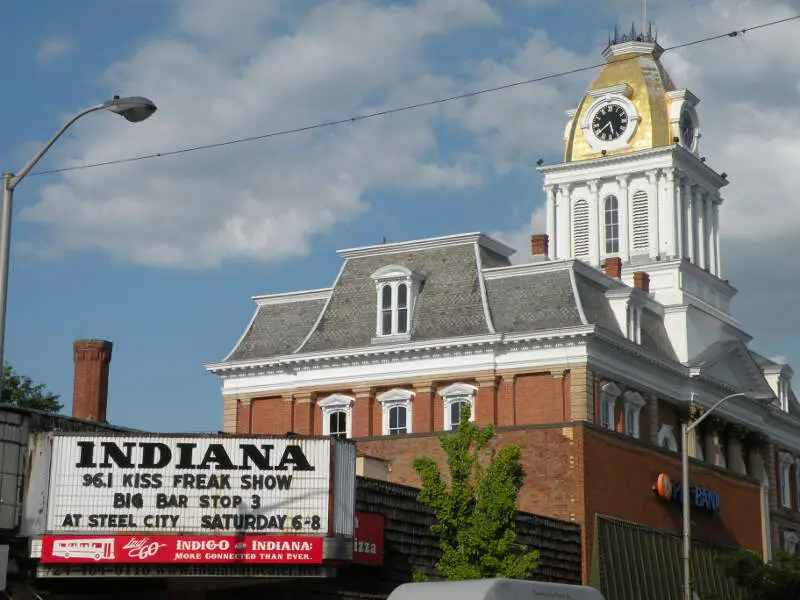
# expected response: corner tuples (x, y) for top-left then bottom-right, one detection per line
(7, 104), (106, 190)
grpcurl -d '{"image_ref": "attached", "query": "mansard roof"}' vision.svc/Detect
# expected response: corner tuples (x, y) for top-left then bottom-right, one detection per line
(216, 232), (678, 365)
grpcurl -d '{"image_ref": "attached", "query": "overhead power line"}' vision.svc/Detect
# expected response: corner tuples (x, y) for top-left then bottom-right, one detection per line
(27, 14), (800, 179)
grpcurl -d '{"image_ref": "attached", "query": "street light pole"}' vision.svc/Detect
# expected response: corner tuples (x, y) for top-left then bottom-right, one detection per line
(681, 390), (773, 600)
(0, 96), (156, 399)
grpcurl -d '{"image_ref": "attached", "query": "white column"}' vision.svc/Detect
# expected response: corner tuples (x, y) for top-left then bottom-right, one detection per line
(545, 185), (556, 258)
(713, 200), (721, 277)
(588, 179), (600, 266)
(557, 184), (572, 259)
(683, 177), (693, 263)
(671, 169), (682, 258)
(694, 185), (705, 268)
(617, 174), (630, 262)
(705, 194), (715, 273)
(647, 169), (660, 259)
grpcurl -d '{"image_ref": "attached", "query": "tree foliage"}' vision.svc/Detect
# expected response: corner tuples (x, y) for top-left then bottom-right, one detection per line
(715, 549), (800, 600)
(2, 364), (62, 413)
(412, 404), (539, 581)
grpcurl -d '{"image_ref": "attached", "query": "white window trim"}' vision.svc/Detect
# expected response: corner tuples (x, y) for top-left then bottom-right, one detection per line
(377, 388), (414, 436)
(623, 391), (645, 439)
(603, 194), (620, 256)
(371, 265), (423, 341)
(318, 393), (354, 439)
(780, 451), (794, 508)
(439, 383), (477, 431)
(785, 531), (799, 556)
(657, 424), (678, 451)
(599, 382), (621, 431)
(796, 459), (800, 512)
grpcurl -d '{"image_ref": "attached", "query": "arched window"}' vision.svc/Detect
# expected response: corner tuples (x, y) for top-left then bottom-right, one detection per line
(378, 388), (414, 435)
(657, 424), (678, 451)
(372, 265), (423, 339)
(572, 199), (590, 257)
(318, 393), (354, 439)
(631, 190), (649, 252)
(604, 195), (620, 254)
(381, 285), (393, 335)
(439, 383), (477, 432)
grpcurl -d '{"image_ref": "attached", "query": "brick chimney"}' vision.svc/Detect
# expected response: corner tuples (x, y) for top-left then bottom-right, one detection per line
(73, 339), (113, 421)
(632, 271), (650, 294)
(530, 234), (549, 258)
(604, 257), (622, 279)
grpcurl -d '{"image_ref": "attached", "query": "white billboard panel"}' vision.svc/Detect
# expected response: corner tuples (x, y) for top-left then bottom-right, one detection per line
(45, 435), (339, 535)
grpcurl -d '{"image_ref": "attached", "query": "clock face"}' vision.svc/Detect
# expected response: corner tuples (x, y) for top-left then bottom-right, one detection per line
(679, 108), (695, 147)
(591, 103), (628, 142)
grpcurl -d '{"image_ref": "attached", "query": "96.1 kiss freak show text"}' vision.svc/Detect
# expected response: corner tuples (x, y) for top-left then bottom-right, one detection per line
(57, 471), (323, 532)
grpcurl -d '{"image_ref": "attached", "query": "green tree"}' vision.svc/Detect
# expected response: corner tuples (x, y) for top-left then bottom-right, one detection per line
(412, 404), (539, 581)
(2, 364), (62, 413)
(715, 549), (800, 600)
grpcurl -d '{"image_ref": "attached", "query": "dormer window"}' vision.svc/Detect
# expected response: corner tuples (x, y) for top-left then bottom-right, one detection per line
(626, 303), (642, 344)
(371, 265), (423, 341)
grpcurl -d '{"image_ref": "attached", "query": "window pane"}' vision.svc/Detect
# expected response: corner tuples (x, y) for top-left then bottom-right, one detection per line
(389, 406), (407, 435)
(397, 308), (408, 333)
(381, 285), (392, 309)
(604, 195), (619, 254)
(397, 284), (408, 308)
(329, 411), (347, 439)
(450, 401), (467, 430)
(382, 309), (392, 335)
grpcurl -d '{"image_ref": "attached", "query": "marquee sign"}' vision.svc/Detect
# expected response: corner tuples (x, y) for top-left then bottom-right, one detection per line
(45, 435), (355, 536)
(39, 535), (323, 565)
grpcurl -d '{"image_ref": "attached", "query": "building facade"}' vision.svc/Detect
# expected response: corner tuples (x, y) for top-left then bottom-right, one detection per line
(206, 30), (800, 581)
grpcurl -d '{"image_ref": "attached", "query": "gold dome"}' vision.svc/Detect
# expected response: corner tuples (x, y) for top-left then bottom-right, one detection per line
(564, 39), (686, 162)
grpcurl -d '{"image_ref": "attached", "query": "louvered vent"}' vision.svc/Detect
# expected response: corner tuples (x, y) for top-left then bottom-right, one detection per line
(572, 199), (590, 257)
(631, 191), (649, 251)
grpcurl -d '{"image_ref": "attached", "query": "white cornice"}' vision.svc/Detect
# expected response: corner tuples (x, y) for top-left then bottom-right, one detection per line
(253, 288), (331, 306)
(336, 232), (516, 260)
(538, 146), (728, 190)
(483, 259), (574, 280)
(602, 40), (664, 60)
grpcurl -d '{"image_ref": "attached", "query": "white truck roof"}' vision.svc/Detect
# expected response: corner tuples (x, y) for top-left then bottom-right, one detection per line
(387, 578), (606, 600)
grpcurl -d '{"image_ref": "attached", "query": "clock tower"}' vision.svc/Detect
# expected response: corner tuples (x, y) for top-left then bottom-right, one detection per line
(538, 28), (744, 362)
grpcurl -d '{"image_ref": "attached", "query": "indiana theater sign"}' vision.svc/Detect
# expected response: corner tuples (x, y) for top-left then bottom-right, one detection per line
(29, 433), (358, 578)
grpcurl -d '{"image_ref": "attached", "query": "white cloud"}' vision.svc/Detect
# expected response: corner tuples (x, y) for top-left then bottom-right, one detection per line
(36, 37), (74, 63)
(20, 0), (496, 268)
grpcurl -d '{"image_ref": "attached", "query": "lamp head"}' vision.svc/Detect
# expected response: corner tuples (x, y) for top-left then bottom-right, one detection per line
(103, 95), (157, 123)
(742, 391), (775, 405)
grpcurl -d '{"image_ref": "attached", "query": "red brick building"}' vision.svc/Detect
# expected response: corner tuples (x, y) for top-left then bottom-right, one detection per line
(205, 32), (800, 595)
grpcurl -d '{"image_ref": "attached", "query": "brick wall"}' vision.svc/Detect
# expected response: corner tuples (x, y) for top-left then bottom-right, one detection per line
(357, 423), (762, 585)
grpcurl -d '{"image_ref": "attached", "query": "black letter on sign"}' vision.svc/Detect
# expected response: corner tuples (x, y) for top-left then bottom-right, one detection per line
(198, 444), (236, 470)
(277, 445), (314, 472)
(239, 445), (275, 471)
(99, 442), (136, 468)
(140, 443), (171, 469)
(175, 443), (197, 469)
(75, 441), (96, 468)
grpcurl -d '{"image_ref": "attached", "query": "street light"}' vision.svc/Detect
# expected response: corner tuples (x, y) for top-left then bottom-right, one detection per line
(0, 95), (157, 397)
(681, 390), (774, 600)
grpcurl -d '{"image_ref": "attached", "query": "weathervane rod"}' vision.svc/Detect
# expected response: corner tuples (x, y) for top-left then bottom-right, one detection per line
(643, 0), (647, 35)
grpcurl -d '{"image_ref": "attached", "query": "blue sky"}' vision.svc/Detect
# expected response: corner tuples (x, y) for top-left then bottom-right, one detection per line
(4, 0), (800, 432)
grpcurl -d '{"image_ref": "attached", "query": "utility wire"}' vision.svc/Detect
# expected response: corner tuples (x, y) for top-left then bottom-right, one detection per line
(27, 14), (800, 179)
